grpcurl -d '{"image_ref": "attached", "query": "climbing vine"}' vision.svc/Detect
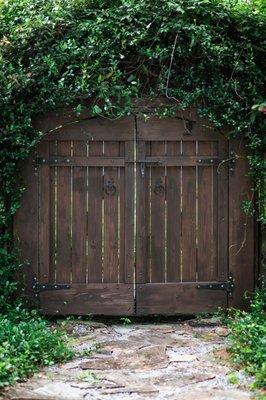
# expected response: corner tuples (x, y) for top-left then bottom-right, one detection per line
(0, 0), (265, 304)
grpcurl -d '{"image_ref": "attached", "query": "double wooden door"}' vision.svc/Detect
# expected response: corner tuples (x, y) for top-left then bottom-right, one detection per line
(14, 114), (255, 315)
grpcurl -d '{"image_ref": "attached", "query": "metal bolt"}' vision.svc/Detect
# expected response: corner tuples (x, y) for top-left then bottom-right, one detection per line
(210, 159), (214, 163)
(198, 159), (202, 163)
(55, 159), (58, 163)
(42, 159), (45, 163)
(67, 159), (70, 163)
(55, 285), (57, 289)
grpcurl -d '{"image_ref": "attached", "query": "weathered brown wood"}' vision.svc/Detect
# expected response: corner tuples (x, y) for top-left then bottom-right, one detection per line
(72, 141), (87, 283)
(136, 283), (227, 315)
(103, 142), (119, 283)
(166, 141), (181, 282)
(150, 141), (166, 282)
(119, 142), (125, 283)
(56, 141), (72, 283)
(33, 106), (93, 132)
(40, 284), (134, 315)
(145, 142), (152, 282)
(229, 139), (254, 309)
(38, 142), (50, 283)
(136, 155), (220, 166)
(138, 117), (222, 141)
(15, 114), (256, 315)
(38, 154), (222, 167)
(124, 141), (135, 283)
(37, 156), (125, 167)
(217, 139), (229, 282)
(181, 142), (197, 281)
(87, 142), (103, 283)
(136, 140), (146, 283)
(49, 142), (56, 284)
(13, 151), (39, 297)
(43, 116), (135, 141)
(197, 142), (215, 281)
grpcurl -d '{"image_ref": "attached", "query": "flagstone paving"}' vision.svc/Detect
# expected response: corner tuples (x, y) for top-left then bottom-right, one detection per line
(2, 319), (257, 400)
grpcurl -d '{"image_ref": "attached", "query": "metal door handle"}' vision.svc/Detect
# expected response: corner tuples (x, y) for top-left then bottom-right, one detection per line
(154, 179), (165, 196)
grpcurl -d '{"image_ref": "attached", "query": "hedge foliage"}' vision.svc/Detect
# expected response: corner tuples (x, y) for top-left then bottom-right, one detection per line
(0, 0), (265, 304)
(228, 287), (266, 388)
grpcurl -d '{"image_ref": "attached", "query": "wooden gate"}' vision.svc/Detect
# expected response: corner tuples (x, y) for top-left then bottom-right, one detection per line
(14, 112), (255, 315)
(136, 117), (229, 314)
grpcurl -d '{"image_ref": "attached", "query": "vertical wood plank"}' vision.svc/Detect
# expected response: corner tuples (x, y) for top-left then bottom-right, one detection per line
(145, 142), (152, 282)
(150, 141), (166, 283)
(13, 150), (38, 298)
(49, 141), (56, 284)
(72, 141), (87, 283)
(166, 141), (181, 282)
(182, 141), (197, 282)
(56, 141), (72, 283)
(119, 142), (125, 283)
(197, 142), (214, 281)
(88, 142), (103, 283)
(124, 140), (134, 283)
(38, 141), (50, 283)
(103, 141), (119, 283)
(229, 139), (254, 309)
(217, 139), (229, 282)
(136, 140), (146, 283)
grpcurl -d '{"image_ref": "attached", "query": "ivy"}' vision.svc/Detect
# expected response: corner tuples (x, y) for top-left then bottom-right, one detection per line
(0, 0), (265, 306)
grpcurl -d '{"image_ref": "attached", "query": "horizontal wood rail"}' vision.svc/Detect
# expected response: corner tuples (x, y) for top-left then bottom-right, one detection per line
(35, 156), (125, 167)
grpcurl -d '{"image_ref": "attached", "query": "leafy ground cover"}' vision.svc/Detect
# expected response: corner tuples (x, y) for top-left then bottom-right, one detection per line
(0, 308), (73, 388)
(228, 288), (266, 389)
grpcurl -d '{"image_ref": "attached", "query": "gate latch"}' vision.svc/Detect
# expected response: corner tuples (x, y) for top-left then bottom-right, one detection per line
(138, 160), (162, 178)
(196, 274), (234, 295)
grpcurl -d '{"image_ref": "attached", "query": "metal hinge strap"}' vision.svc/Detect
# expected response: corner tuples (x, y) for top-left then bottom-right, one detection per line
(197, 158), (221, 165)
(196, 274), (234, 295)
(33, 280), (71, 292)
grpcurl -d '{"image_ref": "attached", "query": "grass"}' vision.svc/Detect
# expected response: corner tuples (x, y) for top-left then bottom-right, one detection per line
(0, 307), (73, 388)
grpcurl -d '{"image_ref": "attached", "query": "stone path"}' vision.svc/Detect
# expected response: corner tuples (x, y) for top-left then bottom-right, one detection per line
(3, 319), (256, 400)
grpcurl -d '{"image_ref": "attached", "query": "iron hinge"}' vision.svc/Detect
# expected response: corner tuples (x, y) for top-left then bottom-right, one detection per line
(196, 274), (234, 295)
(35, 156), (71, 165)
(197, 158), (221, 165)
(33, 280), (71, 293)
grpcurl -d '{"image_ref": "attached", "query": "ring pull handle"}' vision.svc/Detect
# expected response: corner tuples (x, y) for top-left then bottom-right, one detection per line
(104, 179), (117, 195)
(154, 178), (165, 196)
